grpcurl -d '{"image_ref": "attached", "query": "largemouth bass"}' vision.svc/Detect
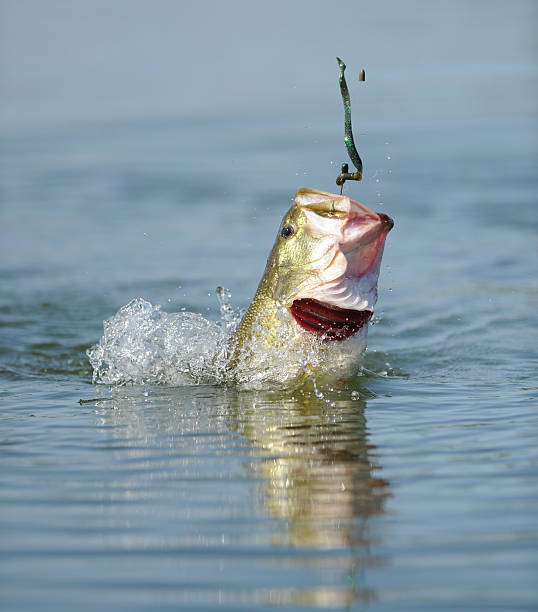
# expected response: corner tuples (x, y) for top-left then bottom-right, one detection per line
(228, 187), (393, 387)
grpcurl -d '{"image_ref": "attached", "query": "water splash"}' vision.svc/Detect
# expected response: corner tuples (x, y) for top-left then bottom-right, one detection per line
(87, 296), (240, 386)
(216, 285), (240, 331)
(87, 290), (374, 389)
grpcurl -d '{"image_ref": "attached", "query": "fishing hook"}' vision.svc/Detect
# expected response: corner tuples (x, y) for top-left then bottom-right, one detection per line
(336, 57), (365, 194)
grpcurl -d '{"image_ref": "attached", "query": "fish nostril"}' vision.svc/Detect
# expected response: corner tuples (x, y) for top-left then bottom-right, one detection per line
(378, 213), (394, 231)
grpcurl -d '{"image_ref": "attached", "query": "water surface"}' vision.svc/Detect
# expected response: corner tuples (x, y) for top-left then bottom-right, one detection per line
(1, 115), (537, 610)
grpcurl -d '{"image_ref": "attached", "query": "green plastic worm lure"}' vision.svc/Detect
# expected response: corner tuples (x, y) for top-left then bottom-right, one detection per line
(336, 57), (365, 192)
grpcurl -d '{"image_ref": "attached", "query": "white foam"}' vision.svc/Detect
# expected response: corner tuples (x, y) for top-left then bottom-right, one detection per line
(87, 294), (236, 386)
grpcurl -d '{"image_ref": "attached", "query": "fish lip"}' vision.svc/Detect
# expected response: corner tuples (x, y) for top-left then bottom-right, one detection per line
(294, 189), (394, 239)
(343, 202), (394, 249)
(377, 212), (394, 233)
(339, 203), (393, 279)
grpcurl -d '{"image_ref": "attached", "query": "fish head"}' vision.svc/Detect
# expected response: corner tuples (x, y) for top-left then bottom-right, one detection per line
(268, 187), (393, 341)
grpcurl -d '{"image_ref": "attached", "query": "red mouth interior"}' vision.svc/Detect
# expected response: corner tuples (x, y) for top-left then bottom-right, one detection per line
(290, 298), (372, 342)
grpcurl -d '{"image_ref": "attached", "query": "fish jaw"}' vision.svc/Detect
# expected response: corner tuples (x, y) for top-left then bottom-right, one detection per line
(291, 189), (393, 340)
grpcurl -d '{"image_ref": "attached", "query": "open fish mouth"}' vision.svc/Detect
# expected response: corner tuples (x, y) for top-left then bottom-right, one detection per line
(290, 298), (372, 342)
(287, 190), (393, 341)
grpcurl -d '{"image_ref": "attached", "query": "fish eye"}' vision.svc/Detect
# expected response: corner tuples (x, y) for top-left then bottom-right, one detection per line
(280, 225), (295, 238)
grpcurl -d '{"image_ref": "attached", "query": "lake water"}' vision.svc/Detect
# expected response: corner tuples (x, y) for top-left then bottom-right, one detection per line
(1, 113), (537, 610)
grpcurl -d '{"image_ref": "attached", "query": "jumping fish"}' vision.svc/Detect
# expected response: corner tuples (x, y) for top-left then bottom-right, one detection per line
(228, 188), (393, 386)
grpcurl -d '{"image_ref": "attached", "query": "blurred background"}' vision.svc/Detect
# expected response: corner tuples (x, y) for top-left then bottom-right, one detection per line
(1, 0), (536, 127)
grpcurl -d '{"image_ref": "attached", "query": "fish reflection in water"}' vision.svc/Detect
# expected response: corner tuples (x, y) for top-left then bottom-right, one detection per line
(92, 385), (390, 607)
